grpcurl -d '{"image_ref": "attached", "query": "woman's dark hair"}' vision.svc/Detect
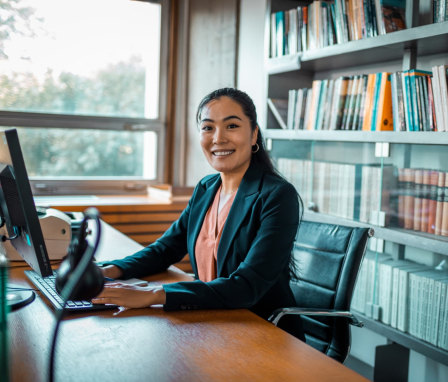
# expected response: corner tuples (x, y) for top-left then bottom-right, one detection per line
(196, 87), (303, 280)
(196, 87), (277, 175)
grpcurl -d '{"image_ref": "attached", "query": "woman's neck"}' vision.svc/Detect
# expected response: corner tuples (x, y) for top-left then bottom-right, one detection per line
(220, 173), (243, 195)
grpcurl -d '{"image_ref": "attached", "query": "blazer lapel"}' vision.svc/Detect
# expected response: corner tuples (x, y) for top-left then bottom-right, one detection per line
(217, 162), (263, 276)
(188, 175), (221, 275)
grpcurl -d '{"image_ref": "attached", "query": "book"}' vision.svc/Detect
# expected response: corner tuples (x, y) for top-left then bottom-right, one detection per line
(402, 168), (415, 230)
(397, 263), (427, 332)
(361, 73), (377, 131)
(427, 76), (437, 131)
(402, 70), (414, 131)
(355, 74), (369, 130)
(350, 75), (366, 130)
(370, 72), (383, 131)
(437, 279), (448, 350)
(390, 260), (422, 328)
(413, 169), (424, 231)
(306, 80), (323, 130)
(391, 71), (403, 131)
(340, 76), (356, 129)
(287, 89), (297, 130)
(344, 76), (362, 130)
(427, 170), (439, 234)
(329, 76), (350, 130)
(315, 79), (329, 130)
(374, 0), (406, 35)
(409, 70), (432, 132)
(426, 272), (448, 344)
(267, 98), (288, 129)
(438, 65), (448, 132)
(420, 169), (431, 232)
(275, 11), (286, 57)
(441, 171), (448, 236)
(434, 171), (446, 235)
(374, 72), (394, 131)
(321, 79), (335, 129)
(431, 65), (444, 132)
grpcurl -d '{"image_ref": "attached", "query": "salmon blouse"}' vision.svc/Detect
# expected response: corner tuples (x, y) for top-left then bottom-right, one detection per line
(195, 186), (236, 282)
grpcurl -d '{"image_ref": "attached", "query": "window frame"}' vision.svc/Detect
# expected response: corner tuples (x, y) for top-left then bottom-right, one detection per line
(0, 0), (169, 196)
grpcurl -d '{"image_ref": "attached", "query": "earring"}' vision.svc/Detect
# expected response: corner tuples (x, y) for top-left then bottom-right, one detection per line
(252, 143), (260, 153)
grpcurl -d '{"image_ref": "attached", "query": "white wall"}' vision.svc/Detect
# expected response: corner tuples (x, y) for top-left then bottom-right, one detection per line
(236, 0), (268, 130)
(184, 0), (238, 186)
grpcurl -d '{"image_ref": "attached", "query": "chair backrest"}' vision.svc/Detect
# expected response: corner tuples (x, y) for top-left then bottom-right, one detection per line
(291, 220), (370, 362)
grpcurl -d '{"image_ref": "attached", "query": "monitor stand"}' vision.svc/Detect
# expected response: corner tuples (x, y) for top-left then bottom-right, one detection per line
(6, 283), (35, 310)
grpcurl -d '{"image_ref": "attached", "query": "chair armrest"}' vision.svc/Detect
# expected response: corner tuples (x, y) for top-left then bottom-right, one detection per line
(268, 308), (364, 328)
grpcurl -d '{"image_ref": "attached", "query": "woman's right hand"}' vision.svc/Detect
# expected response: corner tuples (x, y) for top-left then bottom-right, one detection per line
(100, 264), (123, 280)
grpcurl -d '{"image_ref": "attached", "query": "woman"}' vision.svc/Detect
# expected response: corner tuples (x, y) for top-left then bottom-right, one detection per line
(94, 88), (304, 341)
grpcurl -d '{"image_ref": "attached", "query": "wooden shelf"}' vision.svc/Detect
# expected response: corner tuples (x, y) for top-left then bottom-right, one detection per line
(264, 129), (448, 145)
(266, 22), (448, 74)
(355, 313), (448, 367)
(303, 211), (448, 256)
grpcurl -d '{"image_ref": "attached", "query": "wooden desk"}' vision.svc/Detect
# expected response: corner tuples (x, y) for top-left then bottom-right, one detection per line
(8, 223), (368, 382)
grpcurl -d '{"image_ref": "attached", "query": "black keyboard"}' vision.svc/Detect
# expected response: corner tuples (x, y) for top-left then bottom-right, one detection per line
(25, 270), (115, 312)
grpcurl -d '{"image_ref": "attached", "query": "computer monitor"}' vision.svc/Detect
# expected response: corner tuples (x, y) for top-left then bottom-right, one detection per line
(0, 129), (52, 278)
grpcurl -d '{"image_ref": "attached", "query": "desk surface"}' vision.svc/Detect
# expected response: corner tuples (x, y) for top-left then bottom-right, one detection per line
(8, 223), (368, 382)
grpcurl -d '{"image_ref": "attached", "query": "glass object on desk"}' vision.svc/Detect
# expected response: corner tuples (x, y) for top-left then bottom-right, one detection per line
(0, 0), (161, 119)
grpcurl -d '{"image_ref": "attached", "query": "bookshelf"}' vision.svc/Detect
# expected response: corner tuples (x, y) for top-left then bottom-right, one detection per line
(264, 0), (448, 374)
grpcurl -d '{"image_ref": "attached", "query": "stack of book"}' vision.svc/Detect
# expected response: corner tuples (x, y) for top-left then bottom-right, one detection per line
(396, 168), (448, 236)
(270, 0), (407, 58)
(351, 253), (448, 350)
(277, 158), (396, 225)
(268, 66), (448, 132)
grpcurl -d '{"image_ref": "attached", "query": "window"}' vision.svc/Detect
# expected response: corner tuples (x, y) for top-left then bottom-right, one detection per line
(0, 0), (168, 194)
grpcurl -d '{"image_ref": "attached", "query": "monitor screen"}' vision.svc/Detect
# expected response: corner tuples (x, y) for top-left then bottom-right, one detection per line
(0, 129), (52, 277)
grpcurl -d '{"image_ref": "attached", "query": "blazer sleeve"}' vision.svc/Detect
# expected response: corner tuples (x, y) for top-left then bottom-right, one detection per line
(104, 194), (194, 280)
(163, 181), (299, 311)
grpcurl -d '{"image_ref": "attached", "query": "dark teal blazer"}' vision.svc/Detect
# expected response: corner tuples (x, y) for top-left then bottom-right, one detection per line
(109, 161), (304, 340)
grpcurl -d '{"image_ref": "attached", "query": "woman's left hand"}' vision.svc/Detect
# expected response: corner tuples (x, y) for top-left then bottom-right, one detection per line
(92, 282), (166, 308)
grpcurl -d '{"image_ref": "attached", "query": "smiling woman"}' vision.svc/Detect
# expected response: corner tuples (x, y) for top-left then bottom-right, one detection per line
(95, 87), (306, 343)
(198, 96), (258, 192)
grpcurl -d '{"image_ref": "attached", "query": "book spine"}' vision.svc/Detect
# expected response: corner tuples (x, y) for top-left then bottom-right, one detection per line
(427, 170), (439, 234)
(420, 169), (431, 232)
(413, 169), (424, 231)
(370, 72), (383, 131)
(403, 168), (415, 230)
(397, 167), (405, 227)
(427, 76), (437, 131)
(402, 71), (413, 131)
(437, 282), (448, 349)
(376, 72), (394, 130)
(362, 73), (376, 131)
(435, 171), (446, 235)
(441, 171), (448, 236)
(439, 65), (448, 132)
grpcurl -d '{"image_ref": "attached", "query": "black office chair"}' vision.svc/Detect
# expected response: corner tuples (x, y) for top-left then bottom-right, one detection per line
(269, 220), (372, 363)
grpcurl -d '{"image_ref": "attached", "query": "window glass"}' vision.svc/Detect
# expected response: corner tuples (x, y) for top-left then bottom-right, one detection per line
(4, 127), (158, 179)
(0, 0), (161, 119)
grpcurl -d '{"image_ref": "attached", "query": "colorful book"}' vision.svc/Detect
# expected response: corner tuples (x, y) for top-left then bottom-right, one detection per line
(362, 73), (377, 131)
(374, 0), (406, 35)
(375, 72), (394, 131)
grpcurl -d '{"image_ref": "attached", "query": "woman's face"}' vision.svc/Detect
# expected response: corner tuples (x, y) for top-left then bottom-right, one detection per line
(199, 96), (258, 176)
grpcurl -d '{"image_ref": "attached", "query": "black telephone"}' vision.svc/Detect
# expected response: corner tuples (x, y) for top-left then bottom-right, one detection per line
(55, 208), (104, 301)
